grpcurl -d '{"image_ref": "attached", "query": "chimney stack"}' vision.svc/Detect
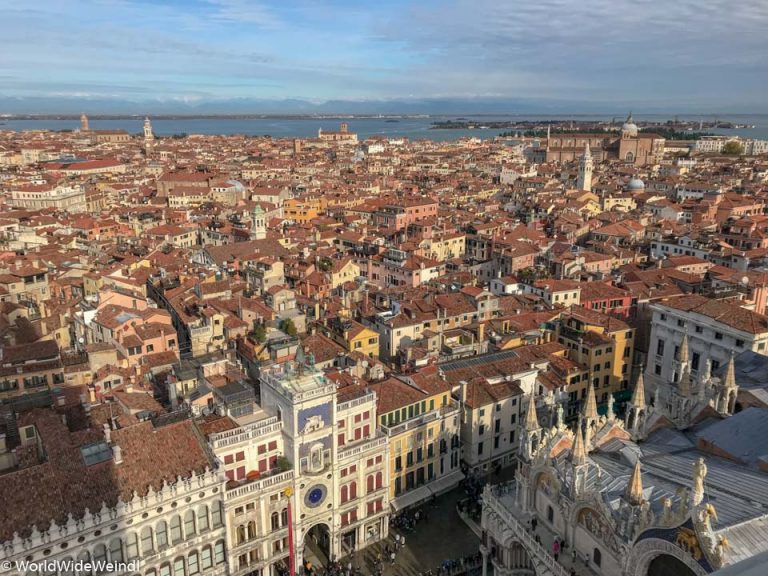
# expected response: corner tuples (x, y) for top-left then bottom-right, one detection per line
(112, 445), (123, 465)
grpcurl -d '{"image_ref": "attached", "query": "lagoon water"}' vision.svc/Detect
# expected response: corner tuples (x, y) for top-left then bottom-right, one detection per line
(2, 114), (767, 141)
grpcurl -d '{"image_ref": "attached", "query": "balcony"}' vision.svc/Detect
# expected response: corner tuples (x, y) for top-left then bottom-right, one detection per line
(482, 483), (571, 576)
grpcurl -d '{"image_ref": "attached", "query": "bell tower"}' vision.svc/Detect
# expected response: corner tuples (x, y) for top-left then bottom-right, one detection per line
(577, 142), (593, 192)
(143, 117), (155, 154)
(251, 204), (266, 240)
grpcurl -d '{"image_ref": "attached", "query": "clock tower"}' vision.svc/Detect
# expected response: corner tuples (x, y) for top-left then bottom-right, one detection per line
(259, 347), (389, 566)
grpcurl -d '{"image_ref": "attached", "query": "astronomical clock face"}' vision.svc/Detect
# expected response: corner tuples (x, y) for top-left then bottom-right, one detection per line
(304, 484), (328, 508)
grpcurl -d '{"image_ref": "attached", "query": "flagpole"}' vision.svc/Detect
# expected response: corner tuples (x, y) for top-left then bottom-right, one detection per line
(284, 487), (295, 576)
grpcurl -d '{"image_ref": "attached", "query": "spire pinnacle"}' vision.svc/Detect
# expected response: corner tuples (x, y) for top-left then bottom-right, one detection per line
(584, 380), (598, 421)
(525, 395), (539, 431)
(626, 460), (644, 505)
(679, 364), (692, 397)
(631, 370), (646, 410)
(679, 332), (689, 365)
(724, 352), (737, 389)
(572, 417), (586, 466)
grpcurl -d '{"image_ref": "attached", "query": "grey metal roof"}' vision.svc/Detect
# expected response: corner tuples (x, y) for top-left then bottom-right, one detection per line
(695, 408), (768, 468)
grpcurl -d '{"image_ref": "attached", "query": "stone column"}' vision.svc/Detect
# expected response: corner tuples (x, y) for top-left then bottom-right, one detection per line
(480, 544), (489, 576)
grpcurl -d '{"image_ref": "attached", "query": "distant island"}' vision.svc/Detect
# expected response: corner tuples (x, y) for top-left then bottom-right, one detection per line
(431, 118), (753, 136)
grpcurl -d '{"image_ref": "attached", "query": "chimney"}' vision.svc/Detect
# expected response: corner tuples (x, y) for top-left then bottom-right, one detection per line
(103, 422), (111, 443)
(125, 382), (134, 393)
(112, 445), (123, 465)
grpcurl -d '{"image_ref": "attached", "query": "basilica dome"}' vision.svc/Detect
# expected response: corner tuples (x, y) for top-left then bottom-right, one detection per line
(621, 113), (639, 137)
(627, 177), (645, 191)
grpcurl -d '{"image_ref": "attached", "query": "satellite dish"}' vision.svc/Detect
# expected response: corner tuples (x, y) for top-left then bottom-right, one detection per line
(361, 360), (369, 368)
(78, 337), (85, 344)
(741, 276), (750, 286)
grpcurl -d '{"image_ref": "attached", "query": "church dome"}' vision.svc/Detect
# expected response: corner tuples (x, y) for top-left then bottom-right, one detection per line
(621, 113), (638, 137)
(627, 177), (645, 191)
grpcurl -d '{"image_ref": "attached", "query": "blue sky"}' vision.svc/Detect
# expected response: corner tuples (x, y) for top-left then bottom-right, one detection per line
(1, 0), (767, 110)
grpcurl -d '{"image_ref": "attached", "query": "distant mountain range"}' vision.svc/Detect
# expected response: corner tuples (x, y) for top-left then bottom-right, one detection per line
(0, 95), (761, 116)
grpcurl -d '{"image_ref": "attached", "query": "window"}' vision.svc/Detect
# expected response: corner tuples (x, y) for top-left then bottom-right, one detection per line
(156, 521), (168, 548)
(593, 548), (602, 567)
(125, 533), (139, 560)
(184, 510), (196, 537)
(736, 339), (744, 348)
(655, 364), (662, 376)
(201, 547), (213, 570)
(478, 442), (484, 455)
(198, 507), (209, 532)
(170, 515), (183, 544)
(677, 319), (685, 328)
(656, 339), (665, 356)
(715, 332), (723, 340)
(188, 553), (199, 576)
(141, 526), (154, 554)
(214, 541), (225, 564)
(695, 326), (703, 334)
(109, 538), (123, 562)
(93, 544), (107, 564)
(660, 313), (667, 321)
(692, 352), (700, 371)
(174, 557), (185, 576)
(211, 501), (223, 527)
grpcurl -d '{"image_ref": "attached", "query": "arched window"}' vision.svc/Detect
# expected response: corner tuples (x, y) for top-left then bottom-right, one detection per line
(188, 551), (200, 576)
(141, 525), (154, 555)
(376, 471), (383, 489)
(214, 540), (225, 565)
(197, 506), (209, 532)
(77, 550), (92, 575)
(170, 515), (183, 544)
(184, 510), (196, 537)
(271, 511), (279, 531)
(625, 152), (634, 162)
(109, 538), (123, 563)
(201, 546), (213, 570)
(593, 547), (602, 567)
(340, 485), (349, 503)
(211, 500), (223, 528)
(247, 521), (257, 540)
(547, 506), (554, 523)
(93, 543), (107, 564)
(173, 556), (185, 576)
(159, 563), (171, 576)
(280, 508), (288, 527)
(60, 556), (74, 576)
(237, 525), (246, 545)
(125, 532), (139, 560)
(367, 474), (374, 493)
(350, 481), (357, 500)
(156, 521), (168, 549)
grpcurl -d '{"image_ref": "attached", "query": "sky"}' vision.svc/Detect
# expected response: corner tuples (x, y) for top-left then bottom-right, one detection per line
(1, 0), (767, 112)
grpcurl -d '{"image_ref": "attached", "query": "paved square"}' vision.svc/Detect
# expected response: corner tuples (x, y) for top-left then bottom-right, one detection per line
(347, 486), (482, 576)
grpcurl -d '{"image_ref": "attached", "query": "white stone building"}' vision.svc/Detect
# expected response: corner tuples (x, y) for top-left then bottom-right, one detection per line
(644, 295), (768, 388)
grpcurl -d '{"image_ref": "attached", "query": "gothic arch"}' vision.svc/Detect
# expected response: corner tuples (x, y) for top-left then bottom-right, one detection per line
(626, 537), (707, 576)
(531, 469), (555, 506)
